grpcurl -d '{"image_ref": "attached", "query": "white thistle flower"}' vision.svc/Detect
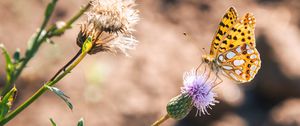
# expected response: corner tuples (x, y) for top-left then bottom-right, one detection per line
(77, 0), (139, 55)
(87, 0), (139, 33)
(106, 34), (138, 56)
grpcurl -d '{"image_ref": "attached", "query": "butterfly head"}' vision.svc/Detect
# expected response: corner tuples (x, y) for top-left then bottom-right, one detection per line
(202, 54), (214, 64)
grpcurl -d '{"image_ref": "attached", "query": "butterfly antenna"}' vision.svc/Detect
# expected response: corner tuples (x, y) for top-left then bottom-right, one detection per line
(196, 62), (204, 73)
(182, 32), (195, 42)
(196, 62), (208, 77)
(182, 32), (208, 56)
(201, 47), (208, 55)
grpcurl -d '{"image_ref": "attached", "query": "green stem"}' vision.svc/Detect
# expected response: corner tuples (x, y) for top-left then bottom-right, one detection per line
(50, 49), (82, 81)
(0, 49), (89, 125)
(151, 114), (170, 126)
(49, 50), (88, 86)
(1, 0), (58, 96)
(0, 34), (93, 125)
(1, 2), (91, 96)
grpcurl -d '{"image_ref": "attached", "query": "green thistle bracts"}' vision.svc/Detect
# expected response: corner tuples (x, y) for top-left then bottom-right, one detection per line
(166, 93), (193, 120)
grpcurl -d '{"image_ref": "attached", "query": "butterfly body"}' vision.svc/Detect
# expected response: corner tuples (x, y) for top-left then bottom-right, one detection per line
(203, 7), (261, 83)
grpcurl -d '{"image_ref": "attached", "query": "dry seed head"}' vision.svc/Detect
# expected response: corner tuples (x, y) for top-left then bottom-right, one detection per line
(87, 0), (139, 33)
(77, 23), (138, 56)
(77, 0), (139, 55)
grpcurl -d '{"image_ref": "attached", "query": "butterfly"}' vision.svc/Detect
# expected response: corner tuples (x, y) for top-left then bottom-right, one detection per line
(202, 7), (261, 83)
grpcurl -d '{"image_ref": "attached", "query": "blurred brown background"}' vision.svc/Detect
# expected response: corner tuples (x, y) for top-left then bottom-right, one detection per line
(1, 0), (300, 126)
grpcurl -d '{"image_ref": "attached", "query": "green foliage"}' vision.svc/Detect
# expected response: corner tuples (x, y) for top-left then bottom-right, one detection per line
(0, 0), (57, 95)
(49, 118), (84, 126)
(25, 30), (45, 57)
(0, 86), (17, 120)
(50, 118), (57, 126)
(46, 86), (73, 110)
(77, 118), (84, 126)
(25, 0), (58, 58)
(0, 0), (91, 125)
(45, 0), (58, 18)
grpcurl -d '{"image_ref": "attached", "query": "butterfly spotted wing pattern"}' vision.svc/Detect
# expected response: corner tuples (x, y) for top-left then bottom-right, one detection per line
(217, 13), (256, 55)
(216, 44), (261, 82)
(209, 7), (237, 56)
(209, 7), (261, 83)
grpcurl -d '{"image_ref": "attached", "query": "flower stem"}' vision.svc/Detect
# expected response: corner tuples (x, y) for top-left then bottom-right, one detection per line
(0, 48), (89, 125)
(151, 114), (170, 126)
(50, 49), (82, 81)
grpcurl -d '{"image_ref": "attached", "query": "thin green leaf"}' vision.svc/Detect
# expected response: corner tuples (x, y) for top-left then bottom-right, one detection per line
(25, 31), (38, 57)
(25, 0), (57, 57)
(45, 0), (58, 18)
(0, 44), (15, 96)
(26, 30), (47, 53)
(0, 86), (17, 120)
(0, 44), (14, 80)
(0, 103), (9, 121)
(77, 118), (84, 126)
(46, 86), (73, 110)
(26, 30), (47, 58)
(50, 118), (57, 126)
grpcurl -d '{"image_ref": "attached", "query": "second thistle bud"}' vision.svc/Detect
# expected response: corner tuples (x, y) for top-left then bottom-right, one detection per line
(166, 93), (193, 120)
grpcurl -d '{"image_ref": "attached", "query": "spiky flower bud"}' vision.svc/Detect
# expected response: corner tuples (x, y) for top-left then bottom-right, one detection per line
(166, 93), (193, 120)
(166, 68), (219, 120)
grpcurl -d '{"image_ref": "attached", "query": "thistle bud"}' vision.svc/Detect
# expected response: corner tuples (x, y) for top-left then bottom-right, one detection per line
(166, 93), (193, 120)
(181, 68), (219, 116)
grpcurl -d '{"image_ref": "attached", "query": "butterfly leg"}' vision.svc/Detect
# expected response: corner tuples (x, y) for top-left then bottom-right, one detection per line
(215, 71), (223, 85)
(196, 61), (210, 77)
(211, 70), (223, 89)
(203, 65), (213, 83)
(206, 69), (219, 95)
(196, 61), (204, 73)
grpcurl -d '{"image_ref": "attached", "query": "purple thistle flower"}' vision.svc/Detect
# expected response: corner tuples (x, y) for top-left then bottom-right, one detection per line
(181, 68), (218, 115)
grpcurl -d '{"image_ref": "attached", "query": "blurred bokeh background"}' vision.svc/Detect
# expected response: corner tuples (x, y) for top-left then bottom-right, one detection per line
(1, 0), (300, 126)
